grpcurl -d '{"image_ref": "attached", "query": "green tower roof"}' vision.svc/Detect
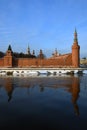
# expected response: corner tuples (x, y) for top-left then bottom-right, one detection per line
(8, 45), (12, 51)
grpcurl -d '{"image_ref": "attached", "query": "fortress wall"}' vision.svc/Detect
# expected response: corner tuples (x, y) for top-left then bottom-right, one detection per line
(0, 53), (72, 68)
(0, 58), (4, 67)
(65, 54), (72, 66)
(13, 58), (18, 67)
(13, 53), (72, 67)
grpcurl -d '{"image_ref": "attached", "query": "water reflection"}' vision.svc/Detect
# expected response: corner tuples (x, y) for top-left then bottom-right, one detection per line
(68, 77), (80, 116)
(4, 78), (14, 102)
(0, 75), (80, 116)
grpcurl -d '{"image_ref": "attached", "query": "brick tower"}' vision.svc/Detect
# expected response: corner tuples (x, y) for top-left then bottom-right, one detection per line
(4, 45), (13, 67)
(72, 29), (80, 67)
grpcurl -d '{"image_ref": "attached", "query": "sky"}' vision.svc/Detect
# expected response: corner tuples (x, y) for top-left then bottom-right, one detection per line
(0, 0), (87, 58)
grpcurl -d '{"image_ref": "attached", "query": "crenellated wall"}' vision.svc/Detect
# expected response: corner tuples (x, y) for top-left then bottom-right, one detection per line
(0, 54), (73, 68)
(16, 56), (72, 67)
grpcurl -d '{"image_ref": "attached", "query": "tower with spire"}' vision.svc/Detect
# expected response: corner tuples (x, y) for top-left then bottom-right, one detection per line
(72, 29), (80, 67)
(27, 45), (31, 55)
(4, 44), (13, 67)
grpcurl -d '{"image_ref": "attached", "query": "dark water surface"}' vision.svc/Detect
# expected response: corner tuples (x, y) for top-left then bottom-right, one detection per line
(0, 74), (87, 130)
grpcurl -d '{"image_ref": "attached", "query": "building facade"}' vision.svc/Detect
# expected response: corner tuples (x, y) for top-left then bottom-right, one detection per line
(0, 30), (80, 68)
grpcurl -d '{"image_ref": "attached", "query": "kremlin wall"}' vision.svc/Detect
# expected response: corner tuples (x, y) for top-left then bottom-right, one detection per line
(0, 30), (80, 68)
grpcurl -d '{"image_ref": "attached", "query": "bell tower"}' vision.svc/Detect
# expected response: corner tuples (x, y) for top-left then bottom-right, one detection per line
(72, 29), (80, 67)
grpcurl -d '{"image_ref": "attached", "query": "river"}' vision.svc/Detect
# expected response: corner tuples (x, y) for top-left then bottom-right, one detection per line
(0, 74), (87, 129)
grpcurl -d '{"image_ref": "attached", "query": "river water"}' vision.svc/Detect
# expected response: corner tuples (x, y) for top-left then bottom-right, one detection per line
(0, 74), (87, 129)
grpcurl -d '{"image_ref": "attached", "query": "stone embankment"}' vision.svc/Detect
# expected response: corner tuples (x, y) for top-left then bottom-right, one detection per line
(0, 67), (87, 76)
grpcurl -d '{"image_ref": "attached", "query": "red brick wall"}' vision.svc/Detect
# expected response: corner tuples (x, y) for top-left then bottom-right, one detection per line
(12, 53), (72, 68)
(0, 52), (78, 68)
(0, 58), (4, 67)
(4, 56), (13, 67)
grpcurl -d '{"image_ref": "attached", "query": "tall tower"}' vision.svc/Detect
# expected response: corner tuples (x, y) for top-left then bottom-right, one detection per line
(72, 29), (80, 67)
(4, 45), (13, 67)
(27, 45), (31, 55)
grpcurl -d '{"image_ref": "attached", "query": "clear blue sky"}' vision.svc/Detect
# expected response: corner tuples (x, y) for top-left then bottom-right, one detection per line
(0, 0), (87, 58)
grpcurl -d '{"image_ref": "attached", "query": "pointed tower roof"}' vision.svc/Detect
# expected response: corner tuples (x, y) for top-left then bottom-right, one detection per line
(8, 44), (12, 51)
(6, 44), (13, 56)
(74, 28), (78, 43)
(32, 50), (35, 55)
(75, 28), (77, 34)
(27, 45), (31, 55)
(55, 48), (58, 55)
(28, 45), (30, 50)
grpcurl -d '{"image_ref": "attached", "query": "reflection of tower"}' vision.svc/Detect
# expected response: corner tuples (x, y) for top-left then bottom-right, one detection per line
(71, 76), (80, 116)
(72, 29), (80, 67)
(4, 78), (14, 102)
(39, 84), (44, 92)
